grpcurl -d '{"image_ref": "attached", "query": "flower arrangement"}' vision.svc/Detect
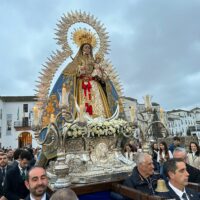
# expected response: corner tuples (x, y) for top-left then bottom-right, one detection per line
(63, 119), (135, 138)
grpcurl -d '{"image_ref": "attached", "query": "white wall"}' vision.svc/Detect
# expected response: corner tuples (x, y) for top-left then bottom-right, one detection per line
(1, 100), (37, 149)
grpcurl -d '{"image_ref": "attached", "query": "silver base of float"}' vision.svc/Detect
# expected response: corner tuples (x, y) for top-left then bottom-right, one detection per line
(46, 136), (135, 187)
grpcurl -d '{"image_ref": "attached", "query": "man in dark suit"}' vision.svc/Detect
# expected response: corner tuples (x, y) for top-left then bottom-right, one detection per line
(4, 150), (32, 200)
(173, 147), (200, 183)
(24, 166), (49, 200)
(0, 153), (12, 199)
(158, 158), (199, 200)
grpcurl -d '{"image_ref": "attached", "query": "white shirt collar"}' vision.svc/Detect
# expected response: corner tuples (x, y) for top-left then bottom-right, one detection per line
(169, 181), (187, 199)
(18, 163), (23, 171)
(30, 193), (46, 200)
(18, 163), (27, 174)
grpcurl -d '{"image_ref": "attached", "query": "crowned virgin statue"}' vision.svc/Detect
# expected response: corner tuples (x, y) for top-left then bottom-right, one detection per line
(34, 11), (135, 184)
(36, 13), (125, 127)
(59, 31), (112, 118)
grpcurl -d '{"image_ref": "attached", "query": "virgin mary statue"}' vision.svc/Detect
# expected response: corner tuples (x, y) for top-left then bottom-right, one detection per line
(39, 24), (124, 127)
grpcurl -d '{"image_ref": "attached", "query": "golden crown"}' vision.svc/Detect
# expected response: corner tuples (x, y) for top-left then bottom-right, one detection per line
(72, 28), (97, 48)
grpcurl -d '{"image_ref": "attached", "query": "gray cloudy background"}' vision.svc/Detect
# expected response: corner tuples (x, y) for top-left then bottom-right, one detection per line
(1, 0), (200, 111)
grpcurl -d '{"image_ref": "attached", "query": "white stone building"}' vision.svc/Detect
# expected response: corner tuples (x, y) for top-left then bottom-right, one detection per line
(167, 109), (197, 136)
(122, 96), (200, 140)
(0, 96), (38, 149)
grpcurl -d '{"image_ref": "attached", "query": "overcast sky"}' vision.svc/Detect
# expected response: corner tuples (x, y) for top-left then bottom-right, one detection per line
(1, 0), (200, 111)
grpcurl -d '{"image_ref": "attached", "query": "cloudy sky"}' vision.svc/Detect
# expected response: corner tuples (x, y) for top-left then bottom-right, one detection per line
(1, 0), (200, 111)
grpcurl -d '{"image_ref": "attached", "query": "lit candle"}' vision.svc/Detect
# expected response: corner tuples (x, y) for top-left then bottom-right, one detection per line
(62, 84), (67, 107)
(33, 105), (39, 126)
(50, 113), (55, 123)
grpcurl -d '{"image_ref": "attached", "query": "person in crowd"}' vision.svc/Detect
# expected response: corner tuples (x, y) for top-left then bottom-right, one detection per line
(158, 158), (199, 199)
(50, 188), (78, 200)
(157, 141), (173, 176)
(128, 140), (138, 153)
(168, 136), (181, 153)
(123, 152), (160, 195)
(124, 144), (133, 161)
(25, 166), (50, 200)
(0, 153), (12, 200)
(11, 148), (23, 167)
(173, 147), (200, 183)
(151, 142), (159, 161)
(187, 141), (200, 170)
(24, 148), (36, 168)
(151, 142), (159, 172)
(6, 149), (14, 165)
(4, 150), (32, 200)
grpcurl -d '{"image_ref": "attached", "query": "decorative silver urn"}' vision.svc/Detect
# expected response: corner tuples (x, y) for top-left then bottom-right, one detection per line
(54, 151), (71, 188)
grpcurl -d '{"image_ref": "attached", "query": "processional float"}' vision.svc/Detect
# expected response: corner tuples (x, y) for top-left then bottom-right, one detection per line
(32, 11), (166, 189)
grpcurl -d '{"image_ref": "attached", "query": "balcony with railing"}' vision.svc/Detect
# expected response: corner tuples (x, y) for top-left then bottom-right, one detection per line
(14, 119), (32, 130)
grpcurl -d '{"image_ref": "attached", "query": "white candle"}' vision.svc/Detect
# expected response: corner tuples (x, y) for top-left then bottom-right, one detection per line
(50, 114), (55, 123)
(62, 84), (67, 107)
(33, 105), (38, 126)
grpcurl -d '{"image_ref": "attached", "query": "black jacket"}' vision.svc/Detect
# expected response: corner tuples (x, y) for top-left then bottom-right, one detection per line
(4, 164), (29, 200)
(25, 193), (50, 200)
(0, 165), (12, 197)
(186, 163), (200, 183)
(123, 167), (160, 195)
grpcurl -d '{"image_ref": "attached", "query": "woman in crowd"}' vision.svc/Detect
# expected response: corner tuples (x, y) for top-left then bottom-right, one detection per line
(124, 144), (134, 161)
(151, 142), (159, 161)
(151, 142), (159, 172)
(187, 141), (200, 170)
(157, 141), (173, 176)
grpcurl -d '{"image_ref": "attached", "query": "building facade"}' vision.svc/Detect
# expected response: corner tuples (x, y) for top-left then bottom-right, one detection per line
(122, 96), (200, 141)
(0, 96), (37, 149)
(1, 95), (200, 148)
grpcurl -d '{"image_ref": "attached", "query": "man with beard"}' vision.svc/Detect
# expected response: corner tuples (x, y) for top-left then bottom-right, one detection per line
(0, 153), (12, 200)
(25, 167), (49, 200)
(158, 158), (199, 200)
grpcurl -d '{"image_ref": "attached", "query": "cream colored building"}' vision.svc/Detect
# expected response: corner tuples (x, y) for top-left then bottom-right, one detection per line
(0, 96), (38, 149)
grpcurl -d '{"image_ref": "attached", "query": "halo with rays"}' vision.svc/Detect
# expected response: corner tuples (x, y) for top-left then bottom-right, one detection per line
(35, 11), (123, 112)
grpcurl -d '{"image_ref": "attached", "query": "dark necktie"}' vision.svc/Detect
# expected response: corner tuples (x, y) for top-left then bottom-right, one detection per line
(182, 193), (188, 200)
(21, 169), (26, 180)
(2, 168), (5, 180)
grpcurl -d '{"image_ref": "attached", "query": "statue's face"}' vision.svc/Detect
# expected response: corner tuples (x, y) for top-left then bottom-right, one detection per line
(82, 44), (91, 55)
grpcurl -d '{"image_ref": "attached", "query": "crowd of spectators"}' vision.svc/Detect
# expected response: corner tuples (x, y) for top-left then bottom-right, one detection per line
(1, 136), (200, 200)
